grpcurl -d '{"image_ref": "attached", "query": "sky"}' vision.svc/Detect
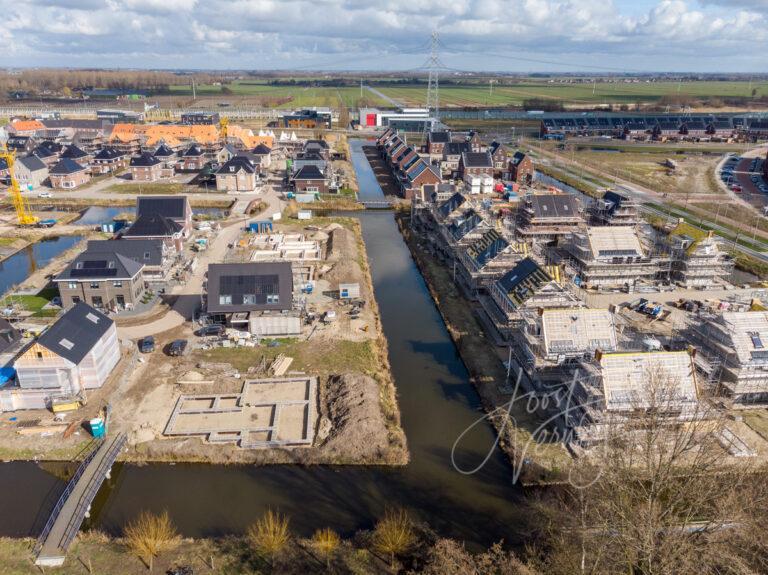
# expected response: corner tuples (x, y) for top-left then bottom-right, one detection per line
(2, 0), (767, 73)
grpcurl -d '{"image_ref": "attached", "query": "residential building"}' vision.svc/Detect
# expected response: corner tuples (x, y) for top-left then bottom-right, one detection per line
(55, 247), (146, 311)
(205, 262), (300, 336)
(426, 131), (451, 158)
(129, 152), (163, 181)
(179, 144), (206, 171)
(7, 303), (120, 411)
(181, 112), (220, 125)
(667, 223), (734, 288)
(32, 141), (63, 166)
(488, 141), (508, 174)
(122, 214), (185, 251)
(455, 228), (529, 294)
(458, 152), (494, 180)
(251, 143), (272, 168)
(90, 147), (128, 174)
(689, 311), (768, 406)
(13, 155), (48, 190)
(85, 239), (173, 284)
(565, 351), (700, 445)
(153, 143), (177, 177)
(292, 151), (327, 175)
(587, 190), (641, 226)
(60, 144), (91, 166)
(400, 159), (441, 200)
(49, 158), (91, 189)
(441, 141), (471, 175)
(282, 109), (332, 129)
(292, 165), (327, 195)
(216, 155), (258, 192)
(563, 226), (657, 289)
(5, 135), (35, 155)
(507, 151), (534, 185)
(136, 196), (193, 237)
(516, 194), (583, 241)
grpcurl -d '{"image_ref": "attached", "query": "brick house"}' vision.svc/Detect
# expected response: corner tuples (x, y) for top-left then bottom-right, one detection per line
(153, 143), (178, 177)
(129, 152), (163, 181)
(13, 155), (49, 190)
(402, 159), (441, 201)
(180, 144), (206, 171)
(292, 165), (327, 194)
(49, 158), (91, 189)
(91, 147), (128, 174)
(426, 131), (451, 158)
(251, 143), (272, 168)
(61, 144), (91, 167)
(216, 156), (258, 192)
(441, 141), (471, 175)
(136, 196), (193, 237)
(54, 247), (146, 311)
(488, 142), (508, 174)
(458, 152), (494, 179)
(507, 151), (534, 185)
(32, 141), (64, 167)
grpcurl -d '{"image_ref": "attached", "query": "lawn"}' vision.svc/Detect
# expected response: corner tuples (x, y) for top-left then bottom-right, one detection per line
(1, 287), (59, 317)
(106, 183), (189, 195)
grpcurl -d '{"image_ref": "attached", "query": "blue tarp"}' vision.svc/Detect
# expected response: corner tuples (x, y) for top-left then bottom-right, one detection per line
(0, 367), (16, 386)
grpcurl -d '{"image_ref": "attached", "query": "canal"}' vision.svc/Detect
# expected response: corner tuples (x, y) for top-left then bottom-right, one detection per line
(0, 236), (83, 297)
(0, 139), (524, 544)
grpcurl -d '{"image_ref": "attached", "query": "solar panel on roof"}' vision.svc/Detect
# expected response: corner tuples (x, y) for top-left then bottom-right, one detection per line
(70, 268), (118, 278)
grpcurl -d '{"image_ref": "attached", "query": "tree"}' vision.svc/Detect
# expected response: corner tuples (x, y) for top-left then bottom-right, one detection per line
(247, 509), (291, 565)
(373, 508), (416, 570)
(414, 539), (538, 575)
(311, 527), (340, 570)
(123, 510), (179, 572)
(536, 365), (768, 575)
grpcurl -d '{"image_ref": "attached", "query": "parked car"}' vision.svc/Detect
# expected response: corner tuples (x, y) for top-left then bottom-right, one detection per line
(196, 324), (224, 337)
(139, 336), (155, 353)
(37, 192), (53, 198)
(167, 339), (188, 356)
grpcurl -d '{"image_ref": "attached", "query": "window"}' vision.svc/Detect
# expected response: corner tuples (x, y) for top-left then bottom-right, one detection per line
(144, 252), (151, 260)
(243, 294), (256, 305)
(267, 294), (280, 304)
(91, 296), (103, 308)
(113, 280), (122, 287)
(89, 282), (100, 289)
(68, 282), (77, 289)
(219, 295), (232, 305)
(749, 331), (764, 349)
(71, 296), (81, 304)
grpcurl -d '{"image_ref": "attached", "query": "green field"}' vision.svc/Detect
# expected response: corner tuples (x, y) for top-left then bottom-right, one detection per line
(377, 80), (768, 108)
(167, 81), (389, 108)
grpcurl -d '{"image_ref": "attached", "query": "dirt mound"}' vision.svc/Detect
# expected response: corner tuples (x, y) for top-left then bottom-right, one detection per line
(320, 374), (390, 461)
(326, 226), (354, 262)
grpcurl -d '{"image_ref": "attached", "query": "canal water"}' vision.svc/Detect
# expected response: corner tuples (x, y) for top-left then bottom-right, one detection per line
(0, 140), (524, 543)
(0, 236), (83, 297)
(75, 206), (226, 226)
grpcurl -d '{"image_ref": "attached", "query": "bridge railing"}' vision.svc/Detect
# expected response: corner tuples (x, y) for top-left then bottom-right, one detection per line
(33, 439), (102, 556)
(58, 433), (127, 551)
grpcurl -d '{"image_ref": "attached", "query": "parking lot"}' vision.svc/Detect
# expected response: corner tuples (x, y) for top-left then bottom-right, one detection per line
(720, 154), (767, 202)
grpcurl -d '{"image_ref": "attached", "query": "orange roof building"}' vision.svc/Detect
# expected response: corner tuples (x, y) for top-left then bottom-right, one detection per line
(10, 119), (46, 134)
(109, 123), (221, 147)
(226, 124), (274, 149)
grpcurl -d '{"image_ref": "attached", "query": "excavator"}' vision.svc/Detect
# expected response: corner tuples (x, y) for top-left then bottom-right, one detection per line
(0, 143), (38, 225)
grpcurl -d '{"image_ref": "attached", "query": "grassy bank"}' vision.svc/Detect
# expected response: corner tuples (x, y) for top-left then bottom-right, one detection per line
(536, 163), (601, 198)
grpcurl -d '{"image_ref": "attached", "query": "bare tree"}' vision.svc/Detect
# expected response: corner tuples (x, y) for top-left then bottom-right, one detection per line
(123, 510), (180, 572)
(536, 365), (768, 575)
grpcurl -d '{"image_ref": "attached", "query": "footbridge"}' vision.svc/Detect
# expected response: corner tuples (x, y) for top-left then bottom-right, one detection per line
(34, 432), (127, 567)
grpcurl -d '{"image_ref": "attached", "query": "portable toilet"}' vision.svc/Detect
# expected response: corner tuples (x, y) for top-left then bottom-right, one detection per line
(89, 417), (105, 438)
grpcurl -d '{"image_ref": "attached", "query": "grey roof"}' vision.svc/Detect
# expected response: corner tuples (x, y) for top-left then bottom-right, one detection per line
(206, 262), (293, 313)
(0, 318), (21, 354)
(511, 151), (528, 166)
(43, 119), (109, 130)
(461, 152), (493, 169)
(93, 147), (125, 161)
(293, 165), (324, 180)
(136, 196), (189, 220)
(86, 238), (165, 267)
(57, 249), (143, 281)
(16, 155), (47, 172)
(153, 143), (175, 158)
(530, 194), (580, 219)
(216, 156), (257, 175)
(35, 302), (113, 365)
(123, 214), (183, 238)
(183, 144), (204, 157)
(61, 145), (88, 160)
(50, 158), (87, 175)
(252, 143), (272, 155)
(428, 131), (451, 144)
(444, 141), (471, 156)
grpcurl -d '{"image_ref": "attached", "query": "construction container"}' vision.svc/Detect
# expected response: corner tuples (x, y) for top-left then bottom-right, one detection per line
(89, 417), (105, 438)
(297, 210), (312, 220)
(339, 283), (360, 299)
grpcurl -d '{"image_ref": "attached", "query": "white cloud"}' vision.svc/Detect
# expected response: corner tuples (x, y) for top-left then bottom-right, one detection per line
(0, 0), (765, 71)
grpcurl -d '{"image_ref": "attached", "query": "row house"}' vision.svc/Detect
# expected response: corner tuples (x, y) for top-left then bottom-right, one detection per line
(454, 228), (529, 296)
(441, 141), (471, 176)
(32, 141), (64, 167)
(587, 190), (641, 226)
(488, 142), (508, 175)
(426, 130), (451, 159)
(85, 238), (174, 285)
(507, 151), (534, 185)
(459, 152), (494, 180)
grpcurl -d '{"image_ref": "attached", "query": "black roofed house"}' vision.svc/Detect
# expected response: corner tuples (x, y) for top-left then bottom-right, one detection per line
(292, 164), (327, 195)
(61, 144), (91, 166)
(516, 193), (583, 241)
(707, 120), (734, 140)
(251, 143), (272, 168)
(54, 246), (146, 311)
(129, 152), (163, 181)
(292, 151), (327, 175)
(206, 262), (300, 336)
(427, 130), (451, 158)
(441, 141), (471, 175)
(153, 143), (178, 176)
(10, 303), (121, 410)
(465, 131), (484, 152)
(459, 151), (494, 180)
(136, 195), (192, 237)
(5, 135), (35, 155)
(180, 144), (206, 171)
(32, 141), (64, 166)
(488, 142), (508, 173)
(680, 121), (708, 139)
(49, 157), (91, 189)
(122, 214), (185, 252)
(507, 151), (534, 185)
(85, 238), (172, 284)
(302, 139), (330, 160)
(90, 147), (128, 174)
(13, 155), (48, 190)
(216, 155), (258, 192)
(652, 121), (680, 141)
(484, 257), (579, 341)
(401, 159), (441, 201)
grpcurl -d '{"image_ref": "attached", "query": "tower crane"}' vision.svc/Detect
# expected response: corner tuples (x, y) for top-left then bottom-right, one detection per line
(0, 144), (38, 226)
(219, 116), (229, 141)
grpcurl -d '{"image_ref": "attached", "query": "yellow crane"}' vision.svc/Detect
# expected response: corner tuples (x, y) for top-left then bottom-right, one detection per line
(219, 116), (229, 140)
(1, 144), (38, 225)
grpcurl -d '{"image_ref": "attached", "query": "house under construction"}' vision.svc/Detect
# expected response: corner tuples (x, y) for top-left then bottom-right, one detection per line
(455, 228), (529, 295)
(515, 193), (584, 242)
(666, 222), (734, 288)
(587, 190), (641, 227)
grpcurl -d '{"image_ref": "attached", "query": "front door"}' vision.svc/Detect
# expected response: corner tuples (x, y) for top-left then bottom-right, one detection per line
(116, 295), (125, 308)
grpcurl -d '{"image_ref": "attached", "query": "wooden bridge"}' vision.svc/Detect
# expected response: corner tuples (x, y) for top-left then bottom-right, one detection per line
(34, 433), (126, 567)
